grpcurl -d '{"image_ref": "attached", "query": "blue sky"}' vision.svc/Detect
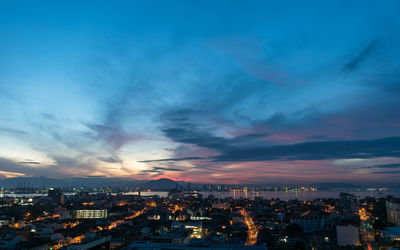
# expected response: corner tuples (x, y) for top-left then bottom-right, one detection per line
(1, 1), (400, 184)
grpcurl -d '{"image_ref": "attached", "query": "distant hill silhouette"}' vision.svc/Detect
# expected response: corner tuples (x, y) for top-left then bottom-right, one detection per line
(0, 176), (188, 189)
(0, 176), (146, 188)
(141, 178), (186, 190)
(309, 182), (359, 189)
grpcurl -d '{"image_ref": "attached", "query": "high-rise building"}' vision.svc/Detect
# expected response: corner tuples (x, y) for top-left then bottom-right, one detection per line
(48, 188), (64, 204)
(339, 192), (358, 212)
(386, 200), (400, 225)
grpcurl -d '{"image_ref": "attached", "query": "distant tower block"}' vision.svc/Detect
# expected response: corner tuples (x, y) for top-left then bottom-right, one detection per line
(48, 188), (64, 204)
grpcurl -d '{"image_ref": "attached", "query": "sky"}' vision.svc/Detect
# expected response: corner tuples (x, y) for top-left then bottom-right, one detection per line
(1, 1), (400, 184)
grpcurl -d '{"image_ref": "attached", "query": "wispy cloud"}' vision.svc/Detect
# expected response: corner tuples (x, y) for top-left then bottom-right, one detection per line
(139, 157), (204, 163)
(342, 38), (379, 72)
(98, 156), (122, 163)
(364, 163), (400, 169)
(372, 170), (400, 174)
(0, 127), (29, 135)
(153, 167), (185, 172)
(18, 161), (41, 164)
(213, 137), (400, 162)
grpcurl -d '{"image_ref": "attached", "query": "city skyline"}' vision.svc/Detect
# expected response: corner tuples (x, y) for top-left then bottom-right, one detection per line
(1, 1), (400, 184)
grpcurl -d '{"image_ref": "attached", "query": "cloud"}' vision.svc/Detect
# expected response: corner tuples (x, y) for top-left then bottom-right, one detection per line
(342, 38), (379, 72)
(159, 108), (400, 166)
(364, 163), (400, 169)
(87, 124), (136, 150)
(0, 127), (29, 135)
(0, 155), (103, 178)
(85, 175), (107, 178)
(210, 36), (291, 86)
(41, 113), (57, 121)
(213, 136), (400, 162)
(305, 135), (342, 141)
(98, 156), (122, 163)
(142, 166), (185, 174)
(18, 161), (41, 164)
(330, 158), (373, 168)
(0, 157), (52, 177)
(153, 167), (184, 172)
(161, 109), (270, 152)
(372, 170), (400, 174)
(85, 79), (149, 151)
(138, 157), (204, 163)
